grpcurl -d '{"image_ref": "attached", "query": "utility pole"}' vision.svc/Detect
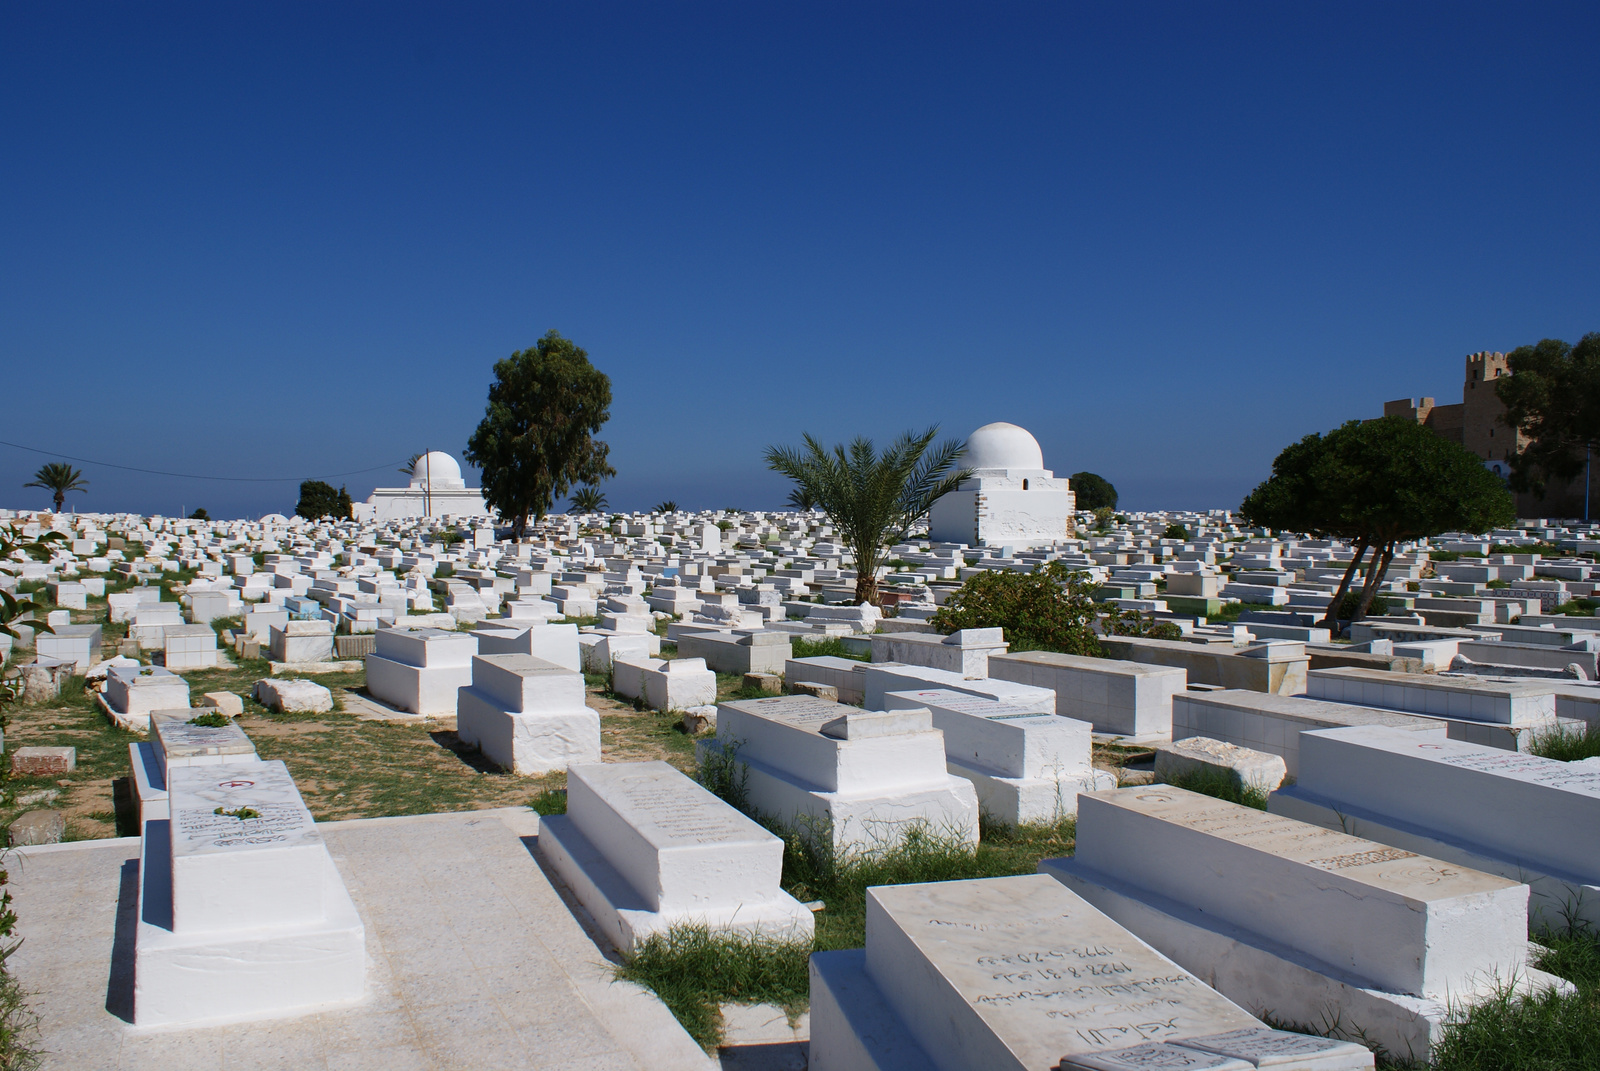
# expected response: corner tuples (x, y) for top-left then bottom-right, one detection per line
(424, 450), (433, 518)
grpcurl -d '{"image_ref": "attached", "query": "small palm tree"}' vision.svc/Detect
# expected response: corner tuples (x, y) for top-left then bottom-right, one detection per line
(766, 427), (967, 606)
(24, 463), (88, 512)
(400, 454), (422, 478)
(569, 485), (608, 513)
(653, 500), (678, 514)
(785, 487), (816, 511)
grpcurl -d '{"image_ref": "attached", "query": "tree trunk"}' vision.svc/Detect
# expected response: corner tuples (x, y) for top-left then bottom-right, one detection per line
(855, 571), (880, 607)
(53, 491), (63, 512)
(1353, 541), (1396, 621)
(1319, 539), (1369, 628)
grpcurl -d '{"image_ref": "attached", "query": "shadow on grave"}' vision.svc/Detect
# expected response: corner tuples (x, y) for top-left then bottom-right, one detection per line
(428, 730), (504, 774)
(105, 857), (140, 1023)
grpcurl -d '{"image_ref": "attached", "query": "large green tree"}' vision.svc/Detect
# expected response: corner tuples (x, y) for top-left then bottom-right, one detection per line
(1069, 471), (1117, 511)
(465, 331), (615, 540)
(23, 462), (87, 512)
(1494, 333), (1600, 505)
(295, 480), (352, 521)
(1241, 417), (1515, 626)
(766, 427), (966, 606)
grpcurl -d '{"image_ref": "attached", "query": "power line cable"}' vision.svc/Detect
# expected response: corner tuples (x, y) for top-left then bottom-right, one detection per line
(0, 438), (410, 483)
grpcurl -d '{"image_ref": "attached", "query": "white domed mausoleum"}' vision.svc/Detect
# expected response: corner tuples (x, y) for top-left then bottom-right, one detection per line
(926, 422), (1075, 547)
(353, 451), (492, 523)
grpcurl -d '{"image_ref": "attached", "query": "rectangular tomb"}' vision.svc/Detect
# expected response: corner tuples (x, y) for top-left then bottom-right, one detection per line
(134, 760), (365, 1028)
(880, 687), (1112, 824)
(455, 654), (600, 774)
(989, 650), (1186, 741)
(1270, 725), (1600, 929)
(537, 761), (813, 951)
(808, 873), (1373, 1071)
(702, 695), (978, 856)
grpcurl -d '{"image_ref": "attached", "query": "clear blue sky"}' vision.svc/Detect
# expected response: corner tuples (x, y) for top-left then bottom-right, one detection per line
(4, 3), (1597, 519)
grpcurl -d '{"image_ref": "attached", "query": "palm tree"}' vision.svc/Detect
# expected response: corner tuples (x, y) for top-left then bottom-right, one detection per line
(400, 454), (422, 478)
(766, 427), (967, 606)
(24, 463), (88, 512)
(653, 500), (678, 514)
(569, 485), (608, 513)
(785, 487), (816, 511)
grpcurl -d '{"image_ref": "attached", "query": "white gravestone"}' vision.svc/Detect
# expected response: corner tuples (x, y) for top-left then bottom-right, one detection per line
(131, 712), (261, 828)
(1044, 786), (1559, 1059)
(859, 662), (1057, 715)
(808, 873), (1373, 1071)
(989, 651), (1188, 742)
(538, 761), (814, 952)
(101, 665), (191, 732)
(455, 653), (601, 774)
(133, 761), (365, 1028)
(1270, 725), (1600, 930)
(881, 688), (1113, 824)
(472, 622), (581, 671)
(364, 627), (477, 716)
(700, 695), (979, 856)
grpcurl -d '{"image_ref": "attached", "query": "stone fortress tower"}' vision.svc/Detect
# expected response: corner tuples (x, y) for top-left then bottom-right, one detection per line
(927, 422), (1076, 547)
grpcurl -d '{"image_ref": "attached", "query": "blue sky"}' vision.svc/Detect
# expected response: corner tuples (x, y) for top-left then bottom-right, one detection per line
(3, 3), (1597, 519)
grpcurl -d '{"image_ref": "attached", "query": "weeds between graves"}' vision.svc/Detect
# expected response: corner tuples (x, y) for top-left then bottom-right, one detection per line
(1426, 923), (1600, 1071)
(614, 807), (1077, 1050)
(1159, 767), (1271, 810)
(789, 636), (868, 661)
(616, 927), (810, 1051)
(1528, 721), (1600, 763)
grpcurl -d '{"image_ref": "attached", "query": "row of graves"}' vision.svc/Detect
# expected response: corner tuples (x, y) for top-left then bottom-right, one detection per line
(89, 647), (1597, 1068)
(6, 507), (1600, 1067)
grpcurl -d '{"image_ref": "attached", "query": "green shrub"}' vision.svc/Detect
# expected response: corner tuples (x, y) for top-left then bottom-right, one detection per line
(1335, 591), (1389, 620)
(187, 712), (230, 728)
(1102, 607), (1183, 640)
(1163, 523), (1190, 540)
(930, 561), (1101, 656)
(790, 636), (867, 662)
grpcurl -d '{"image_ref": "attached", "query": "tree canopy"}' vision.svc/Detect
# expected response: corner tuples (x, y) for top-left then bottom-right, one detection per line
(465, 331), (615, 540)
(295, 480), (353, 521)
(23, 463), (87, 512)
(1070, 471), (1117, 511)
(1494, 333), (1600, 498)
(1240, 416), (1515, 625)
(766, 427), (966, 605)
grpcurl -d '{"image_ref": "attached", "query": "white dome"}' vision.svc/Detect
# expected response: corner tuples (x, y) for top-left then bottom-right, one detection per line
(961, 422), (1045, 472)
(409, 451), (466, 490)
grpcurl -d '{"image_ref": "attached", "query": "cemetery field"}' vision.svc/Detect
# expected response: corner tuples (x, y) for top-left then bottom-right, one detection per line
(3, 655), (706, 836)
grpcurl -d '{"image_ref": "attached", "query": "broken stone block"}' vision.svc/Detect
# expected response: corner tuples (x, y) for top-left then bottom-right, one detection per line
(790, 681), (838, 701)
(254, 678), (334, 714)
(199, 691), (244, 718)
(8, 809), (65, 846)
(1155, 736), (1287, 794)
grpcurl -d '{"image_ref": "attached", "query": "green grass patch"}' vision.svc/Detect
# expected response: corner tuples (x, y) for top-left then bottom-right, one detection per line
(1547, 598), (1598, 617)
(783, 816), (1077, 952)
(1428, 931), (1600, 1070)
(1529, 722), (1600, 763)
(1160, 767), (1271, 811)
(790, 636), (868, 661)
(528, 788), (567, 815)
(616, 927), (810, 1051)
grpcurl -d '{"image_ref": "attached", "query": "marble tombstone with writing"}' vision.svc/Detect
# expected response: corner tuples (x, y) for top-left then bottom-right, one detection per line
(1044, 786), (1563, 1059)
(133, 760), (365, 1028)
(700, 695), (980, 856)
(129, 712), (261, 828)
(808, 873), (1372, 1071)
(1270, 724), (1600, 930)
(881, 688), (1114, 824)
(537, 761), (813, 951)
